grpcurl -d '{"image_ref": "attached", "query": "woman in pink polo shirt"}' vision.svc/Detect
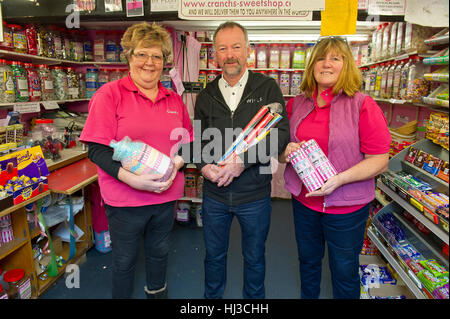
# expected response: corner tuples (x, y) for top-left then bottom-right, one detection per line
(279, 37), (390, 299)
(80, 22), (193, 299)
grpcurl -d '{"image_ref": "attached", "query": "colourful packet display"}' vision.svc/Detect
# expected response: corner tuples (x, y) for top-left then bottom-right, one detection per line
(417, 269), (449, 293)
(419, 260), (449, 278)
(404, 147), (419, 163)
(432, 283), (449, 299)
(288, 148), (325, 192)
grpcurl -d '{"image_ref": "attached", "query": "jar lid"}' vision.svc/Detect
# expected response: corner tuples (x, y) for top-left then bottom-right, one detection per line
(294, 43), (304, 47)
(282, 43), (291, 46)
(268, 69), (278, 73)
(37, 64), (48, 68)
(24, 63), (34, 68)
(0, 59), (7, 64)
(0, 283), (3, 294)
(87, 68), (99, 72)
(3, 268), (25, 283)
(199, 70), (207, 74)
(257, 43), (267, 47)
(269, 43), (279, 46)
(35, 119), (54, 124)
(52, 66), (64, 69)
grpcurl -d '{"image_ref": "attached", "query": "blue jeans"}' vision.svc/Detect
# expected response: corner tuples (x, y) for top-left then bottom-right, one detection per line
(292, 199), (369, 299)
(202, 195), (271, 299)
(105, 201), (175, 298)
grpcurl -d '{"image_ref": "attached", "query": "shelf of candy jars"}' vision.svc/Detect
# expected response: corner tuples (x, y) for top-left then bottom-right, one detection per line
(368, 200), (449, 299)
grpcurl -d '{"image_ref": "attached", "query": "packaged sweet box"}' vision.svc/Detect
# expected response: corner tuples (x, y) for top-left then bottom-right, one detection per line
(0, 146), (49, 209)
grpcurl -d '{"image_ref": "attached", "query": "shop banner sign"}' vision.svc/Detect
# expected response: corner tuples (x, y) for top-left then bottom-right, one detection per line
(368, 0), (405, 16)
(178, 0), (324, 20)
(151, 0), (178, 12)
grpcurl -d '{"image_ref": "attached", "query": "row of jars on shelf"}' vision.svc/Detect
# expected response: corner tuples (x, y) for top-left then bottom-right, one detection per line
(200, 42), (312, 70)
(199, 69), (303, 96)
(360, 55), (431, 102)
(0, 59), (128, 103)
(0, 22), (127, 63)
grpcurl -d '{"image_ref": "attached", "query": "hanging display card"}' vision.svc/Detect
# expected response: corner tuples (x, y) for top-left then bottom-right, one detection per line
(126, 0), (144, 17)
(178, 0), (323, 20)
(405, 0), (449, 27)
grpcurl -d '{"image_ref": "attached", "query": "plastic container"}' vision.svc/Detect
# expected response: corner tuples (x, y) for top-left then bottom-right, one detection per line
(35, 119), (55, 139)
(199, 44), (208, 69)
(399, 58), (411, 99)
(373, 63), (383, 98)
(256, 44), (267, 69)
(0, 22), (13, 51)
(247, 44), (256, 68)
(51, 66), (68, 100)
(10, 61), (29, 102)
(109, 69), (122, 82)
(82, 31), (93, 61)
(94, 31), (105, 62)
(62, 28), (72, 60)
(207, 70), (217, 83)
(66, 67), (80, 99)
(392, 60), (405, 99)
(368, 65), (377, 96)
(292, 44), (305, 69)
(385, 62), (396, 99)
(71, 30), (84, 62)
(380, 63), (389, 99)
(44, 25), (56, 58)
(184, 168), (198, 198)
(24, 63), (41, 102)
(395, 22), (405, 56)
(98, 68), (109, 88)
(406, 55), (429, 102)
(381, 22), (392, 60)
(10, 24), (27, 53)
(267, 69), (279, 85)
(105, 31), (118, 62)
(51, 25), (64, 59)
(290, 70), (302, 96)
(198, 70), (207, 87)
(3, 269), (31, 299)
(279, 43), (291, 69)
(375, 24), (384, 61)
(269, 43), (280, 69)
(36, 25), (47, 57)
(389, 22), (398, 58)
(207, 43), (216, 69)
(0, 59), (15, 103)
(279, 71), (290, 95)
(78, 72), (86, 98)
(24, 24), (38, 55)
(86, 68), (99, 98)
(37, 64), (55, 101)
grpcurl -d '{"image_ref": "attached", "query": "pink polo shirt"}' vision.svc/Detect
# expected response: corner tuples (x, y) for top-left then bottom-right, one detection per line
(286, 87), (390, 214)
(80, 75), (193, 207)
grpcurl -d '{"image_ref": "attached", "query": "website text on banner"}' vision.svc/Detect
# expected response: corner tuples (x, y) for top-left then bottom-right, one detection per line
(178, 0), (324, 20)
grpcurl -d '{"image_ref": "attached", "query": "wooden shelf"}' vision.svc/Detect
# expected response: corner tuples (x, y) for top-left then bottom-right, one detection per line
(45, 147), (89, 172)
(0, 236), (28, 260)
(47, 158), (98, 195)
(0, 191), (51, 218)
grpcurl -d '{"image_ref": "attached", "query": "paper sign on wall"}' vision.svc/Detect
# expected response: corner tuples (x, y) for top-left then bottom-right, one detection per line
(178, 0), (323, 20)
(105, 0), (123, 12)
(151, 0), (178, 12)
(368, 0), (406, 16)
(126, 0), (144, 17)
(13, 102), (40, 114)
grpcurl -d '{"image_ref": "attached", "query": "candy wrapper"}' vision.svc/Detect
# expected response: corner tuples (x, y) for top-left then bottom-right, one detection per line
(300, 139), (337, 181)
(110, 136), (174, 182)
(288, 148), (325, 192)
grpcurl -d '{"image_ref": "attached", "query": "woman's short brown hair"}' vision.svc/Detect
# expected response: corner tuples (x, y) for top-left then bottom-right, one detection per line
(300, 37), (362, 98)
(121, 22), (173, 64)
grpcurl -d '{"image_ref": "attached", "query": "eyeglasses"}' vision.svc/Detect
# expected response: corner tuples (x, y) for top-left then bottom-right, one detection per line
(132, 51), (164, 64)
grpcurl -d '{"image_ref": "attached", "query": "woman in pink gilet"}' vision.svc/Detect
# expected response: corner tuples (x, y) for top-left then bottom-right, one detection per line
(279, 36), (391, 299)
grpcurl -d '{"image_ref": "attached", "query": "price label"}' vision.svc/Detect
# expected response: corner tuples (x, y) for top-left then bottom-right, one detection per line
(42, 101), (60, 110)
(13, 102), (40, 113)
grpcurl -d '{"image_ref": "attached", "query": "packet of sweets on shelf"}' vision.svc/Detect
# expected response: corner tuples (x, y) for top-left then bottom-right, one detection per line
(419, 260), (449, 278)
(417, 269), (449, 293)
(422, 154), (442, 175)
(436, 161), (449, 182)
(413, 150), (428, 168)
(432, 284), (449, 299)
(404, 146), (418, 163)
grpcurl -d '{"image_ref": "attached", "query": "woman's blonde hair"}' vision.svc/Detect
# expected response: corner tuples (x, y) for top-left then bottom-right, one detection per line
(300, 37), (362, 98)
(121, 22), (173, 64)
